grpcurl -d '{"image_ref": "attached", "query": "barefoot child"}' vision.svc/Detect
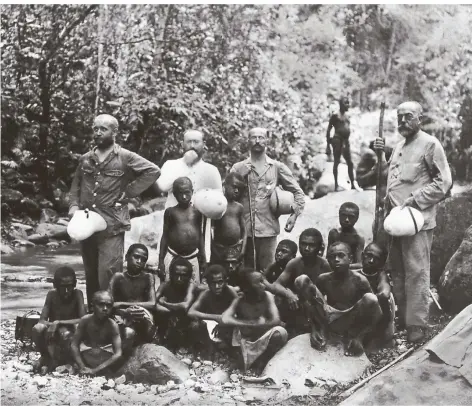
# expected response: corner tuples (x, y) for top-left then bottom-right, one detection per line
(222, 268), (288, 373)
(188, 264), (239, 349)
(158, 177), (205, 283)
(32, 266), (86, 372)
(295, 242), (381, 356)
(155, 257), (201, 351)
(328, 202), (365, 269)
(211, 173), (247, 285)
(70, 291), (134, 376)
(108, 243), (156, 344)
(263, 239), (298, 284)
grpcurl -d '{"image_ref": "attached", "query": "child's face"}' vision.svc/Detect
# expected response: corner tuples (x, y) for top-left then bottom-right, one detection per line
(362, 245), (384, 272)
(225, 181), (243, 202)
(127, 248), (148, 274)
(208, 273), (227, 296)
(174, 182), (193, 207)
(245, 272), (266, 297)
(275, 244), (295, 265)
(299, 236), (321, 259)
(56, 276), (75, 301)
(93, 293), (113, 320)
(171, 266), (191, 286)
(327, 245), (351, 274)
(339, 208), (359, 230)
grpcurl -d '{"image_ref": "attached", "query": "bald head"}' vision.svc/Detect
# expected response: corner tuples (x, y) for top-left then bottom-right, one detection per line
(94, 114), (119, 132)
(397, 101), (423, 138)
(93, 290), (113, 304)
(397, 101), (423, 115)
(248, 127), (269, 137)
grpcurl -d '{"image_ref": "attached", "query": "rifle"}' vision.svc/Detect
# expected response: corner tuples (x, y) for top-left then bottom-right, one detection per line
(373, 102), (386, 241)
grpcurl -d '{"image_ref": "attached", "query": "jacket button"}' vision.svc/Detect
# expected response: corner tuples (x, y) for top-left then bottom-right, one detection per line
(92, 204), (96, 208)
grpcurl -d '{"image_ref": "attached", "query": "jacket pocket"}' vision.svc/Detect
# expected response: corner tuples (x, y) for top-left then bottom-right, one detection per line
(104, 170), (124, 177)
(400, 163), (421, 183)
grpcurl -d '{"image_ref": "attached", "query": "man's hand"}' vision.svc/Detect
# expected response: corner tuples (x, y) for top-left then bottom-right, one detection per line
(284, 213), (297, 232)
(114, 192), (128, 207)
(400, 196), (419, 210)
(287, 293), (300, 310)
(157, 262), (166, 281)
(68, 206), (79, 219)
(372, 138), (385, 152)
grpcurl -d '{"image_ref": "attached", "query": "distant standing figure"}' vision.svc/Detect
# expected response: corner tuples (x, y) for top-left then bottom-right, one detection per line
(326, 97), (356, 191)
(459, 88), (472, 152)
(68, 114), (160, 307)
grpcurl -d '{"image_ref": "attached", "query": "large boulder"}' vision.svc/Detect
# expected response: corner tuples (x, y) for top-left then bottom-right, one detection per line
(116, 344), (190, 385)
(313, 162), (352, 199)
(263, 334), (371, 398)
(39, 208), (59, 223)
(438, 224), (472, 313)
(20, 197), (41, 218)
(35, 223), (68, 240)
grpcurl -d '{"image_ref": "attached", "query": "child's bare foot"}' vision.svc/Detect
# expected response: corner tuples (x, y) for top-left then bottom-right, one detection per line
(345, 338), (364, 356)
(32, 355), (49, 373)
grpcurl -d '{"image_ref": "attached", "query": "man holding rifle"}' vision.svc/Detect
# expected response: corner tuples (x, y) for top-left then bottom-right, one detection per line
(373, 101), (452, 343)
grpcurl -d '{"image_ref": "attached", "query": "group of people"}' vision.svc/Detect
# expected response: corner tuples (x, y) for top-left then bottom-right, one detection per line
(31, 99), (453, 378)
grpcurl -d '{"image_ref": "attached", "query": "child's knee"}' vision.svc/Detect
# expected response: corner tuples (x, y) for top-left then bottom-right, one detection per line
(270, 329), (288, 349)
(361, 292), (378, 307)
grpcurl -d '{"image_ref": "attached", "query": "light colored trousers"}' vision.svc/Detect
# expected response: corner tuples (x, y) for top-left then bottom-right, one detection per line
(388, 229), (434, 327)
(245, 237), (278, 272)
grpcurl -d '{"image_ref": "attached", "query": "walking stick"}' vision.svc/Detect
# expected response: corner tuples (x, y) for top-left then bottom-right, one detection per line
(246, 175), (258, 271)
(373, 101), (386, 242)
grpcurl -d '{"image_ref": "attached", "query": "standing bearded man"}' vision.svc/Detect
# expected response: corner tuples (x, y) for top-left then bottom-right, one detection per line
(69, 114), (160, 307)
(231, 127), (305, 271)
(373, 101), (452, 343)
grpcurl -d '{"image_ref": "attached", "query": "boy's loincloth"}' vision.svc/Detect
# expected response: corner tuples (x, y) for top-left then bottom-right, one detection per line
(232, 326), (288, 370)
(164, 247), (200, 284)
(211, 239), (244, 263)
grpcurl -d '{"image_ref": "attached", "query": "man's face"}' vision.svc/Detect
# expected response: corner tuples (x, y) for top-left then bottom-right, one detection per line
(339, 208), (359, 230)
(275, 244), (295, 266)
(208, 273), (226, 296)
(248, 128), (268, 154)
(174, 182), (193, 207)
(93, 293), (113, 320)
(299, 235), (321, 259)
(92, 118), (115, 149)
(127, 248), (148, 274)
(57, 276), (75, 301)
(362, 245), (384, 272)
(171, 266), (191, 287)
(397, 104), (422, 138)
(183, 131), (205, 157)
(327, 245), (351, 275)
(246, 272), (266, 297)
(340, 97), (350, 110)
(224, 180), (243, 202)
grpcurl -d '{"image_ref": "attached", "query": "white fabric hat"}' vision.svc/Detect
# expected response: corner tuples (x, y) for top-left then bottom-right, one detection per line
(193, 188), (228, 220)
(384, 206), (424, 237)
(67, 209), (107, 241)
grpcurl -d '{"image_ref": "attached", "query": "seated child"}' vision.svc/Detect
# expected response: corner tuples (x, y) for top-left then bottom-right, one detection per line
(70, 291), (134, 376)
(221, 268), (288, 374)
(358, 242), (395, 345)
(158, 177), (205, 283)
(211, 173), (247, 285)
(328, 202), (365, 269)
(263, 239), (298, 284)
(272, 229), (331, 334)
(155, 257), (201, 351)
(294, 242), (381, 356)
(32, 266), (86, 373)
(108, 243), (156, 344)
(188, 264), (239, 350)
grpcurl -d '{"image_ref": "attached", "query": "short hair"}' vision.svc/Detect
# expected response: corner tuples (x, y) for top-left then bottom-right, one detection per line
(277, 239), (298, 255)
(225, 172), (246, 188)
(237, 267), (258, 291)
(327, 241), (352, 256)
(339, 96), (349, 105)
(300, 228), (323, 244)
(169, 256), (193, 275)
(94, 114), (119, 131)
(340, 202), (359, 215)
(93, 290), (113, 304)
(173, 176), (193, 190)
(126, 243), (149, 258)
(53, 266), (76, 288)
(364, 242), (387, 263)
(205, 264), (228, 281)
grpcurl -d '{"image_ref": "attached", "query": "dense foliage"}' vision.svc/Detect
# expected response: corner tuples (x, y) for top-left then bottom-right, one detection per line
(1, 5), (471, 216)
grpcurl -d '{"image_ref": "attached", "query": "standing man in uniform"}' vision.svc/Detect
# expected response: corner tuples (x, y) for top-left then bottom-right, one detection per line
(326, 96), (356, 191)
(231, 127), (305, 271)
(374, 101), (452, 342)
(69, 114), (160, 307)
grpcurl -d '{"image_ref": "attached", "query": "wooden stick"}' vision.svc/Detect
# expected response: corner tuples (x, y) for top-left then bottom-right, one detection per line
(430, 288), (443, 311)
(373, 101), (386, 242)
(341, 347), (414, 399)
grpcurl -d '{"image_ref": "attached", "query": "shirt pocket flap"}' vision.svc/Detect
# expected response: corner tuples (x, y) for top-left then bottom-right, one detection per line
(104, 169), (124, 177)
(400, 163), (421, 183)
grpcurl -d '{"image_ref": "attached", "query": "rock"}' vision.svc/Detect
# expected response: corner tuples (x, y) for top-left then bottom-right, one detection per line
(102, 379), (115, 390)
(39, 199), (54, 209)
(313, 162), (351, 199)
(181, 358), (192, 366)
(263, 334), (371, 399)
(438, 224), (472, 313)
(184, 378), (196, 388)
(28, 233), (49, 245)
(116, 343), (190, 385)
(11, 222), (33, 233)
(1, 244), (14, 254)
(209, 369), (230, 385)
(203, 360), (213, 366)
(21, 197), (41, 218)
(115, 384), (127, 393)
(13, 362), (34, 373)
(15, 180), (36, 195)
(230, 373), (239, 382)
(185, 389), (200, 401)
(9, 224), (28, 240)
(55, 364), (74, 374)
(2, 189), (23, 204)
(12, 239), (35, 247)
(47, 241), (60, 249)
(114, 374), (126, 385)
(192, 361), (202, 369)
(223, 382), (233, 389)
(56, 218), (70, 226)
(92, 376), (107, 387)
(32, 376), (48, 388)
(40, 208), (59, 223)
(35, 223), (68, 240)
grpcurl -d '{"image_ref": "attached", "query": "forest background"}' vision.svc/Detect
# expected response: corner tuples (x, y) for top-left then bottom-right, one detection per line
(1, 4), (472, 218)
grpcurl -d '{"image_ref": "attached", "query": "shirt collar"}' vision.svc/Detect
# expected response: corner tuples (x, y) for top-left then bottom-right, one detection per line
(244, 155), (275, 166)
(92, 144), (120, 155)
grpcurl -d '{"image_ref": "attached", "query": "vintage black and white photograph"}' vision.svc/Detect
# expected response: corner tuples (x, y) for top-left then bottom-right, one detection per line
(1, 3), (472, 405)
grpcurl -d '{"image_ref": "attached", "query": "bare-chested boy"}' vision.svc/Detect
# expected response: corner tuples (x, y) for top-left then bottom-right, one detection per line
(155, 257), (201, 351)
(32, 266), (86, 373)
(71, 291), (134, 376)
(188, 264), (238, 350)
(222, 268), (287, 374)
(158, 176), (205, 283)
(328, 202), (365, 269)
(263, 239), (298, 284)
(211, 173), (247, 285)
(357, 243), (395, 345)
(108, 243), (156, 344)
(294, 242), (381, 356)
